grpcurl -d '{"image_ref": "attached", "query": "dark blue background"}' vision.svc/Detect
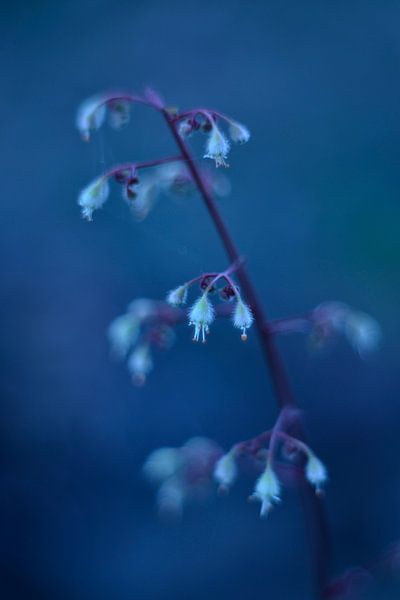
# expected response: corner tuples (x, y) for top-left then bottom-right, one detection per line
(1, 1), (399, 598)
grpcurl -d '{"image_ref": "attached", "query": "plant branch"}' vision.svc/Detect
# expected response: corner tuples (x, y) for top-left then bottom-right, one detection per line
(161, 108), (330, 599)
(162, 110), (294, 408)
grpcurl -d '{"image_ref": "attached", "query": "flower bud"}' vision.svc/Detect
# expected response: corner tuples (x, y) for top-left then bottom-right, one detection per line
(232, 299), (253, 340)
(127, 344), (153, 385)
(76, 95), (106, 141)
(219, 285), (237, 302)
(178, 119), (194, 137)
(142, 447), (182, 483)
(129, 180), (158, 221)
(305, 452), (328, 493)
(108, 99), (130, 130)
(78, 176), (109, 221)
(114, 169), (133, 184)
(344, 311), (382, 357)
(200, 275), (217, 293)
(166, 284), (188, 307)
(128, 298), (157, 320)
(228, 120), (251, 144)
(213, 451), (237, 492)
(156, 478), (185, 517)
(108, 314), (139, 358)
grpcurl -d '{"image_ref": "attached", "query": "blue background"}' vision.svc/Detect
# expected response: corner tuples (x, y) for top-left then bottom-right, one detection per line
(1, 1), (399, 598)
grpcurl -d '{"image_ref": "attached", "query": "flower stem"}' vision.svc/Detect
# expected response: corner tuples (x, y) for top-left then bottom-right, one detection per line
(162, 108), (330, 599)
(163, 109), (293, 408)
(104, 155), (183, 180)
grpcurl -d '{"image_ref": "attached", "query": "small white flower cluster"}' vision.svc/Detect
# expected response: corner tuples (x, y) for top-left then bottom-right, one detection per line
(214, 443), (328, 518)
(127, 163), (194, 222)
(144, 433), (327, 519)
(143, 437), (222, 517)
(166, 276), (253, 343)
(312, 302), (382, 357)
(108, 299), (173, 385)
(76, 94), (131, 141)
(178, 112), (250, 168)
(129, 163), (230, 221)
(77, 162), (229, 223)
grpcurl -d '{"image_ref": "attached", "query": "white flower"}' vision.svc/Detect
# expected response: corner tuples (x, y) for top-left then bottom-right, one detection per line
(251, 464), (281, 518)
(213, 451), (237, 491)
(78, 176), (109, 221)
(166, 285), (188, 307)
(188, 294), (215, 343)
(157, 163), (194, 198)
(178, 119), (193, 137)
(128, 299), (157, 320)
(156, 477), (185, 517)
(108, 99), (130, 130)
(313, 301), (349, 331)
(122, 179), (139, 202)
(127, 344), (153, 385)
(232, 299), (253, 340)
(143, 447), (182, 483)
(204, 124), (230, 168)
(344, 311), (382, 357)
(228, 120), (251, 144)
(108, 314), (139, 358)
(305, 453), (328, 493)
(76, 95), (106, 141)
(128, 179), (158, 221)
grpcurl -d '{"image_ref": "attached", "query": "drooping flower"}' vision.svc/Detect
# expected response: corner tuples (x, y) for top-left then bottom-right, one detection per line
(108, 99), (131, 130)
(76, 95), (107, 141)
(228, 120), (251, 144)
(305, 452), (328, 493)
(156, 477), (185, 517)
(108, 313), (140, 358)
(188, 294), (215, 342)
(232, 299), (254, 340)
(77, 176), (109, 221)
(158, 163), (194, 198)
(204, 124), (230, 168)
(143, 437), (222, 517)
(142, 447), (182, 483)
(166, 284), (188, 307)
(344, 310), (382, 357)
(213, 450), (238, 491)
(128, 179), (158, 221)
(312, 302), (382, 357)
(178, 119), (194, 137)
(128, 298), (157, 320)
(251, 464), (281, 518)
(127, 343), (153, 385)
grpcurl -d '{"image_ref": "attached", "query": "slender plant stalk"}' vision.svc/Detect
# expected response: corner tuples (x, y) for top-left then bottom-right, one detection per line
(162, 108), (330, 598)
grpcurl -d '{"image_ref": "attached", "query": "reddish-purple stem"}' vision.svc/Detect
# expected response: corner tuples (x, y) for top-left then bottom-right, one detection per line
(163, 109), (294, 407)
(104, 155), (183, 180)
(161, 108), (330, 599)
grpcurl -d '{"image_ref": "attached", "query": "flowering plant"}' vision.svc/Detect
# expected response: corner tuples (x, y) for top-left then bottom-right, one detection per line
(76, 87), (382, 598)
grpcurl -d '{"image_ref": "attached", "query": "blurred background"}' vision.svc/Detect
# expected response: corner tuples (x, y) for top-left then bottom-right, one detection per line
(1, 0), (399, 598)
